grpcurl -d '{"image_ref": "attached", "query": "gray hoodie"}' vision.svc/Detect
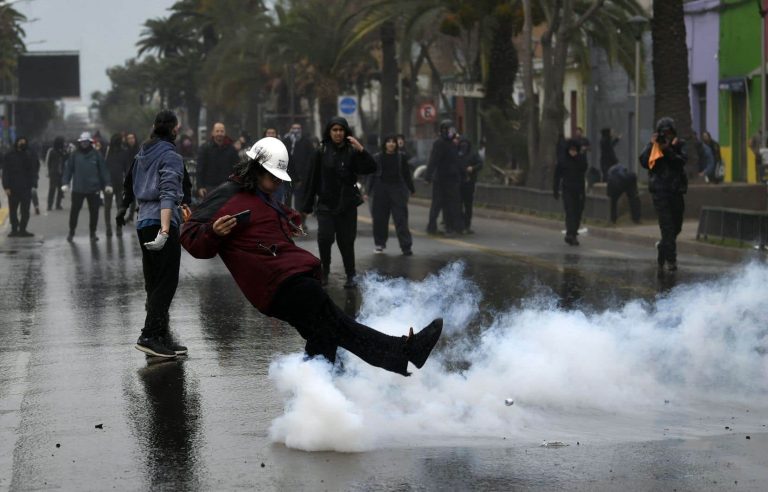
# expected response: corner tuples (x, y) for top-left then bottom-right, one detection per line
(132, 139), (184, 227)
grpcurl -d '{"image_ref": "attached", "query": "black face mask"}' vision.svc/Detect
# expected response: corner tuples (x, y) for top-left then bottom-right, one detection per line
(17, 144), (27, 151)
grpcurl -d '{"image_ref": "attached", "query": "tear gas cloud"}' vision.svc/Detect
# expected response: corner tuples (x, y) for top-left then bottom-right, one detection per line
(269, 262), (768, 452)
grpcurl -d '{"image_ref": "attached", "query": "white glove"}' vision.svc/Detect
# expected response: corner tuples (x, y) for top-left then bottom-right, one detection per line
(104, 186), (113, 194)
(61, 185), (69, 193)
(143, 231), (169, 251)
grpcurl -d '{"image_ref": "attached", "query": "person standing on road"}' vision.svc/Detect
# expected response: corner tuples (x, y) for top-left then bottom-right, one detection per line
(599, 128), (620, 183)
(45, 136), (68, 211)
(130, 109), (188, 359)
(457, 137), (483, 234)
(425, 119), (463, 236)
(196, 122), (239, 199)
(302, 116), (376, 288)
(181, 137), (442, 375)
(640, 117), (687, 273)
(700, 131), (723, 184)
(61, 132), (111, 242)
(103, 133), (131, 237)
(283, 122), (314, 226)
(2, 136), (39, 237)
(369, 135), (414, 255)
(606, 162), (641, 224)
(553, 139), (588, 246)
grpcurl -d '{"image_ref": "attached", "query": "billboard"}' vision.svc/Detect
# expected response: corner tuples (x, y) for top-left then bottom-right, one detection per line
(18, 51), (80, 99)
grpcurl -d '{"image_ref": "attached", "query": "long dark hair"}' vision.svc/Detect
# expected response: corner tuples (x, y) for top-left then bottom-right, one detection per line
(149, 109), (178, 143)
(232, 158), (271, 193)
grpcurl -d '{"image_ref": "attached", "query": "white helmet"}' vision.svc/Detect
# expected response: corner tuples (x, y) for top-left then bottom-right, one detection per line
(245, 137), (290, 182)
(78, 131), (92, 142)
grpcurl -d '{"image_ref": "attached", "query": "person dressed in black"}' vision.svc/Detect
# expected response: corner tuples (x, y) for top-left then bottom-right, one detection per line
(553, 139), (588, 246)
(302, 116), (376, 288)
(45, 136), (68, 211)
(640, 117), (687, 273)
(606, 162), (641, 224)
(196, 122), (239, 199)
(457, 138), (483, 234)
(104, 133), (131, 237)
(699, 131), (723, 184)
(425, 119), (463, 235)
(283, 122), (315, 227)
(599, 128), (620, 182)
(2, 137), (39, 237)
(369, 135), (415, 255)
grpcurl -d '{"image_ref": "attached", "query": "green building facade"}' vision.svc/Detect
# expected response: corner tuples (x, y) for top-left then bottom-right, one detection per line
(718, 0), (765, 182)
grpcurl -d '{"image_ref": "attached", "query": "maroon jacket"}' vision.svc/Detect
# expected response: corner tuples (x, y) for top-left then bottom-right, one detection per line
(181, 180), (321, 312)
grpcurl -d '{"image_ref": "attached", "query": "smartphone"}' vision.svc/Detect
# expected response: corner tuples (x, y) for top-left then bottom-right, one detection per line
(232, 209), (251, 224)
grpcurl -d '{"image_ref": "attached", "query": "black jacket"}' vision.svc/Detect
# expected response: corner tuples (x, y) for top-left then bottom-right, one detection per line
(46, 148), (67, 178)
(282, 135), (315, 185)
(197, 139), (239, 190)
(302, 117), (376, 214)
(426, 137), (461, 183)
(105, 145), (131, 189)
(639, 140), (688, 196)
(457, 139), (484, 183)
(553, 153), (588, 193)
(368, 151), (414, 194)
(600, 135), (619, 170)
(2, 149), (39, 192)
(606, 163), (637, 197)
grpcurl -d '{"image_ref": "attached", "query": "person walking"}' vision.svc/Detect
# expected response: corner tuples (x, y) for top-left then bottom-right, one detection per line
(61, 132), (111, 242)
(599, 128), (620, 183)
(553, 139), (588, 245)
(640, 117), (687, 273)
(302, 117), (376, 288)
(282, 122), (314, 226)
(700, 131), (723, 183)
(181, 137), (442, 375)
(45, 136), (68, 211)
(196, 122), (239, 199)
(606, 162), (641, 224)
(425, 120), (463, 236)
(369, 135), (414, 255)
(457, 137), (483, 234)
(130, 109), (188, 358)
(2, 137), (39, 237)
(103, 133), (131, 237)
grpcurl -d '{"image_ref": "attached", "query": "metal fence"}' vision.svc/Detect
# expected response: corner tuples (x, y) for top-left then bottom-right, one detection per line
(696, 206), (768, 246)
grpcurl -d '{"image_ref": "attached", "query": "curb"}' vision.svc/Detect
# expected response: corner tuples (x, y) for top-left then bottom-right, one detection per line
(410, 198), (758, 264)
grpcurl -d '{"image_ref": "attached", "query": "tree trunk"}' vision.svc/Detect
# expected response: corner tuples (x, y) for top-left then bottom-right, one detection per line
(652, 0), (695, 162)
(522, 0), (537, 183)
(380, 20), (397, 136)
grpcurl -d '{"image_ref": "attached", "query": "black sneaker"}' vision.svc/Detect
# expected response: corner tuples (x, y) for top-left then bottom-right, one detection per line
(405, 318), (443, 369)
(18, 230), (34, 237)
(402, 249), (413, 256)
(90, 234), (99, 242)
(343, 275), (357, 289)
(8, 230), (19, 237)
(162, 335), (188, 356)
(135, 336), (177, 358)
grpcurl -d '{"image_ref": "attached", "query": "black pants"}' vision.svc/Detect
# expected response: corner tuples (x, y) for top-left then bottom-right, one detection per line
(562, 188), (585, 237)
(317, 208), (357, 277)
(138, 225), (181, 337)
(69, 192), (101, 235)
(8, 191), (31, 232)
(460, 181), (476, 230)
(47, 173), (64, 210)
(653, 193), (684, 265)
(103, 184), (123, 233)
(268, 275), (409, 375)
(372, 182), (412, 251)
(609, 178), (641, 224)
(427, 180), (462, 233)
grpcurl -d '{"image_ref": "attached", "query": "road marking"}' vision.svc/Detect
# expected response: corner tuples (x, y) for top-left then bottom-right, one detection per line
(0, 208), (8, 226)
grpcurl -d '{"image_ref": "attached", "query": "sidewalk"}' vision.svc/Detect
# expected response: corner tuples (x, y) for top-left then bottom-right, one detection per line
(411, 198), (760, 264)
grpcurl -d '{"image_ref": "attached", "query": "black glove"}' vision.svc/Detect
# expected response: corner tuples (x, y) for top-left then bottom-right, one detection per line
(116, 208), (127, 227)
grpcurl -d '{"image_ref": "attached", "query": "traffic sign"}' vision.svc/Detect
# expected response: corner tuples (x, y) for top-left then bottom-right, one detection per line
(338, 96), (358, 116)
(442, 81), (486, 98)
(418, 103), (437, 122)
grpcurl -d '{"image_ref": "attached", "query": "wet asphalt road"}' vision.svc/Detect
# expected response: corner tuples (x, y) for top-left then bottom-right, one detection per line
(1, 193), (767, 491)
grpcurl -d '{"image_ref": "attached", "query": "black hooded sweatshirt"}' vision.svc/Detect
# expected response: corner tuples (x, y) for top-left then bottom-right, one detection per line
(302, 117), (376, 214)
(2, 139), (39, 192)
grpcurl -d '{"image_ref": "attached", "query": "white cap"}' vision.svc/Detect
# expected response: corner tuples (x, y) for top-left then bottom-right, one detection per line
(245, 137), (291, 182)
(78, 131), (92, 142)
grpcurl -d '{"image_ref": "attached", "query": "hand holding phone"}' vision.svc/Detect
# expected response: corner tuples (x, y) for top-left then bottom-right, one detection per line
(232, 209), (251, 224)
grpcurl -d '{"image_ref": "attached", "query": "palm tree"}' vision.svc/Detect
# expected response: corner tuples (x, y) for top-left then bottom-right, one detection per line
(0, 4), (26, 93)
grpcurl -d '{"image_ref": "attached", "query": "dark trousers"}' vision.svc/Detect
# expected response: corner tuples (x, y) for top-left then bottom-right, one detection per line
(460, 181), (476, 230)
(653, 193), (685, 265)
(562, 188), (585, 237)
(427, 180), (463, 233)
(268, 275), (409, 375)
(69, 192), (101, 235)
(317, 207), (357, 277)
(372, 182), (412, 251)
(138, 225), (181, 337)
(103, 184), (123, 233)
(9, 191), (31, 232)
(609, 179), (641, 224)
(47, 173), (64, 210)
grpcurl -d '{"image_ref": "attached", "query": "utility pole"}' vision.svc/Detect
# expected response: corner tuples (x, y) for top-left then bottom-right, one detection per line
(760, 0), (766, 145)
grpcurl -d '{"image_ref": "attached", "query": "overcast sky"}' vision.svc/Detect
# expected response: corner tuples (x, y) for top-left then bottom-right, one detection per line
(16, 0), (177, 110)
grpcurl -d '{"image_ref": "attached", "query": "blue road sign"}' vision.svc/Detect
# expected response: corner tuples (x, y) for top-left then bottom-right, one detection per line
(339, 96), (357, 115)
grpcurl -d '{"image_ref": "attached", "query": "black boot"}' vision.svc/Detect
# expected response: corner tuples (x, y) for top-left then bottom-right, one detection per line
(405, 318), (443, 369)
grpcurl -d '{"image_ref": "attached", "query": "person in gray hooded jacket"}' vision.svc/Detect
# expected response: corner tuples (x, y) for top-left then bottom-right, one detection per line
(128, 109), (189, 359)
(62, 132), (111, 242)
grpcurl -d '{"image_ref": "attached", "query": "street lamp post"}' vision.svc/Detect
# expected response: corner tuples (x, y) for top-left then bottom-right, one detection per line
(628, 15), (648, 174)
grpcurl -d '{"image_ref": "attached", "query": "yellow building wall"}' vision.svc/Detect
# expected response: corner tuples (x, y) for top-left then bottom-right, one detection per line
(721, 146), (733, 182)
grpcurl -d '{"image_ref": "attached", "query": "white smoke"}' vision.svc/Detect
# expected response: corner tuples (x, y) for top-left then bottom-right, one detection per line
(268, 262), (768, 452)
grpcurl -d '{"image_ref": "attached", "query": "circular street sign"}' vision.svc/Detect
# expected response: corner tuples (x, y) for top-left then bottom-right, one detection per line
(419, 103), (437, 122)
(339, 96), (357, 115)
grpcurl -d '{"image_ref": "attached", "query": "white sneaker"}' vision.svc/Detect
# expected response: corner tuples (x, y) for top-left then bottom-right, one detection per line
(374, 246), (384, 254)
